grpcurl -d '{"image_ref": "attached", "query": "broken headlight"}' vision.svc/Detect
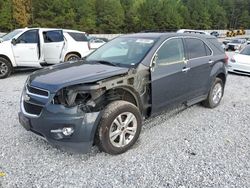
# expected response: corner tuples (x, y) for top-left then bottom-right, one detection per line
(53, 88), (91, 107)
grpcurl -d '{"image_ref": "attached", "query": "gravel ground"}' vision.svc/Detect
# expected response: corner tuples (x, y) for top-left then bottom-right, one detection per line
(0, 68), (250, 187)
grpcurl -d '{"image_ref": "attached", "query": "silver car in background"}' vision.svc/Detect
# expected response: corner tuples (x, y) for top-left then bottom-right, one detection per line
(225, 39), (247, 51)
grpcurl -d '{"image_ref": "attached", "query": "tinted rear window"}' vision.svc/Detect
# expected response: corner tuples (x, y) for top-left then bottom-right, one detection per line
(185, 38), (207, 59)
(205, 44), (212, 55)
(43, 30), (64, 43)
(207, 38), (224, 52)
(67, 32), (88, 42)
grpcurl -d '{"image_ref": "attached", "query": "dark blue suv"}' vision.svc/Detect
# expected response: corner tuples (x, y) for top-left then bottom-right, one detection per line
(19, 33), (228, 155)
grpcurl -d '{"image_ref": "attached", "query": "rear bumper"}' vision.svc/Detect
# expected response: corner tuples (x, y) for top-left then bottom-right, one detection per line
(18, 104), (101, 153)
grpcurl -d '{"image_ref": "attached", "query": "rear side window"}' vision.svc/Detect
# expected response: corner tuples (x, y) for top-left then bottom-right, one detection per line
(207, 38), (224, 53)
(185, 38), (211, 59)
(43, 30), (64, 43)
(17, 30), (38, 43)
(205, 44), (212, 55)
(67, 32), (88, 41)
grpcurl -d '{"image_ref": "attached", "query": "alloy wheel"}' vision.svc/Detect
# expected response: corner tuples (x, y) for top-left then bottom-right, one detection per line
(0, 62), (8, 76)
(212, 83), (223, 104)
(109, 112), (137, 148)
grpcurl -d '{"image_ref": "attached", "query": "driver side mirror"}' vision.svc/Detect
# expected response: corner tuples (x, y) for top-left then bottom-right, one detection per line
(151, 54), (158, 72)
(11, 38), (17, 45)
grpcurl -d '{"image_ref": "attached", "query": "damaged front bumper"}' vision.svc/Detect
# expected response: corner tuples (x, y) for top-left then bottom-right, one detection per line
(19, 86), (102, 153)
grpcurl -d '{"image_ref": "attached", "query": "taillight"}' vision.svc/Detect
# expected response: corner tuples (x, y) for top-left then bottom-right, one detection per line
(88, 42), (91, 50)
(224, 54), (229, 64)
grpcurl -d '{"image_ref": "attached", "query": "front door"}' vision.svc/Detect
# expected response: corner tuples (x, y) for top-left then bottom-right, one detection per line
(42, 30), (65, 64)
(151, 38), (189, 114)
(12, 29), (40, 67)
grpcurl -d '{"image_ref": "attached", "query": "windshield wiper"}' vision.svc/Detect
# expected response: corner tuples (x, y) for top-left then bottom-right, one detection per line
(94, 60), (117, 67)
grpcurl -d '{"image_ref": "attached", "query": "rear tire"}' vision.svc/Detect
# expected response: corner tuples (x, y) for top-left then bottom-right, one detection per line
(95, 100), (142, 155)
(64, 53), (80, 61)
(0, 57), (12, 79)
(202, 78), (224, 108)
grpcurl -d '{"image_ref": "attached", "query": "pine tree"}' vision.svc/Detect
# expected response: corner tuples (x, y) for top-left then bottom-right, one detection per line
(0, 0), (12, 31)
(12, 0), (32, 28)
(96, 0), (124, 33)
(73, 0), (97, 32)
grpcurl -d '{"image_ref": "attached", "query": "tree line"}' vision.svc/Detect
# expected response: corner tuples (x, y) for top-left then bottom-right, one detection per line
(0, 0), (250, 33)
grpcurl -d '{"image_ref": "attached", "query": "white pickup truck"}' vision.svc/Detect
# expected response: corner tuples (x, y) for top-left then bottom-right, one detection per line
(0, 28), (91, 78)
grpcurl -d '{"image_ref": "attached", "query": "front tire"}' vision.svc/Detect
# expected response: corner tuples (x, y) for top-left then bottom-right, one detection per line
(0, 57), (12, 79)
(95, 101), (142, 155)
(202, 78), (224, 108)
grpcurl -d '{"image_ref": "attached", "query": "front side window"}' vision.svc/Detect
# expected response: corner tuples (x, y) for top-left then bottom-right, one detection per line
(17, 30), (38, 44)
(185, 38), (209, 59)
(156, 38), (184, 66)
(86, 37), (156, 66)
(43, 30), (63, 43)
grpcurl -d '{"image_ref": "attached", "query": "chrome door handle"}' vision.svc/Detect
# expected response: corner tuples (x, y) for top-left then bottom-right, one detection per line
(208, 60), (214, 64)
(182, 67), (190, 72)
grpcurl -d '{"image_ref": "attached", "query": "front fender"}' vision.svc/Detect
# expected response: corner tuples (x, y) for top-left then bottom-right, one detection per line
(0, 41), (17, 67)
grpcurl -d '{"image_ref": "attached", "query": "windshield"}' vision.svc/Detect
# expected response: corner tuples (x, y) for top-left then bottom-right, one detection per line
(240, 46), (250, 55)
(86, 37), (157, 66)
(2, 29), (23, 41)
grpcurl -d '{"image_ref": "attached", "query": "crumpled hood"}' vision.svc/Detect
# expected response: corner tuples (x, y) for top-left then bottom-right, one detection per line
(29, 61), (129, 93)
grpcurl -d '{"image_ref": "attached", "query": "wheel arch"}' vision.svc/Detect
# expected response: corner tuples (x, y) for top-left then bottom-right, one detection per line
(0, 54), (13, 67)
(216, 72), (226, 86)
(105, 86), (143, 114)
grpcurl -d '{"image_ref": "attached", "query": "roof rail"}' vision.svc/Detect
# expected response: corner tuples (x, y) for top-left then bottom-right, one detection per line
(140, 29), (178, 33)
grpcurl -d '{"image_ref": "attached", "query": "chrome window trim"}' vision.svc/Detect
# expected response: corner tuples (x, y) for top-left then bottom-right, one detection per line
(150, 36), (186, 67)
(150, 36), (215, 68)
(182, 36), (214, 60)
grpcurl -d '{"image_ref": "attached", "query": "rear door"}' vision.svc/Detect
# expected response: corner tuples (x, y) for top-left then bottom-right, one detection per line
(151, 38), (189, 113)
(184, 38), (213, 99)
(12, 29), (40, 66)
(42, 30), (64, 64)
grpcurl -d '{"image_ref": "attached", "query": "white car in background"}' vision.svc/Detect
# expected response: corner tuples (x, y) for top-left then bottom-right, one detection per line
(63, 29), (91, 60)
(228, 45), (250, 75)
(0, 28), (91, 78)
(89, 38), (106, 49)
